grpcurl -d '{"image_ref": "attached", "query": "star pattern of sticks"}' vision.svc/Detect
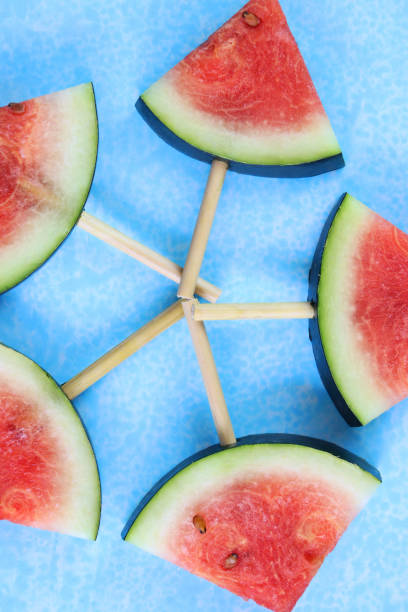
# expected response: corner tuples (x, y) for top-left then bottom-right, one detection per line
(65, 158), (316, 450)
(63, 162), (231, 449)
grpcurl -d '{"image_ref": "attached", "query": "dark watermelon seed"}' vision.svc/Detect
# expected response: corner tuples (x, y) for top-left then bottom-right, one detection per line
(193, 514), (206, 534)
(8, 102), (26, 114)
(224, 553), (238, 569)
(304, 550), (321, 564)
(242, 11), (261, 27)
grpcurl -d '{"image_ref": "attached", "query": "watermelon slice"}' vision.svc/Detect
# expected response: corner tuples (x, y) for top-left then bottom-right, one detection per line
(137, 0), (344, 177)
(309, 193), (408, 426)
(123, 435), (380, 612)
(0, 82), (98, 294)
(0, 343), (101, 539)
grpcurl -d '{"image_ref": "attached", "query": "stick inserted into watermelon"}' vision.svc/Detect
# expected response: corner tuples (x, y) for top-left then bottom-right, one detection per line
(0, 83), (220, 303)
(0, 343), (101, 540)
(122, 435), (381, 612)
(191, 193), (408, 428)
(136, 0), (344, 301)
(192, 301), (315, 320)
(136, 0), (345, 439)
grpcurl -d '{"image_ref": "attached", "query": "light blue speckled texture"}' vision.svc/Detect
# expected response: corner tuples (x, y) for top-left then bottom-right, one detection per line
(0, 1), (407, 610)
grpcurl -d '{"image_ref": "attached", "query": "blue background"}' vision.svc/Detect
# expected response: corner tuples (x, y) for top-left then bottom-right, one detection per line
(1, 0), (407, 610)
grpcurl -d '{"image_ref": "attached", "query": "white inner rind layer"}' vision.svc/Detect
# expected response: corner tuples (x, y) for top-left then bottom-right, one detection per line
(0, 344), (101, 540)
(318, 194), (389, 425)
(142, 74), (341, 165)
(0, 83), (97, 294)
(125, 443), (379, 556)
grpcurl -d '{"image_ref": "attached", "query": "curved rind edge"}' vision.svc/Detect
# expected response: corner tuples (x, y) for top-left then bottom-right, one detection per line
(122, 433), (381, 540)
(0, 82), (99, 296)
(308, 194), (364, 427)
(136, 97), (345, 178)
(0, 341), (102, 540)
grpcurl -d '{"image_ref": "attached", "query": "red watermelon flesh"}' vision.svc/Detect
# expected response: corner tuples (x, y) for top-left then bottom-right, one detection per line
(0, 83), (97, 294)
(0, 101), (45, 243)
(0, 389), (68, 528)
(353, 217), (408, 400)
(0, 344), (101, 539)
(174, 0), (324, 129)
(168, 475), (352, 612)
(141, 0), (341, 165)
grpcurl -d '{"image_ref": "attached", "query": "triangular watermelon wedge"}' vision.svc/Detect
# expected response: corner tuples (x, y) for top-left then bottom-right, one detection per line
(0, 83), (97, 294)
(123, 435), (380, 611)
(0, 343), (101, 540)
(137, 0), (344, 177)
(309, 193), (408, 426)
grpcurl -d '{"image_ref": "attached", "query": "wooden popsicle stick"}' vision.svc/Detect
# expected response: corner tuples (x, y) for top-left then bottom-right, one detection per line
(77, 212), (221, 303)
(178, 159), (228, 299)
(192, 302), (316, 321)
(182, 299), (236, 447)
(62, 300), (184, 400)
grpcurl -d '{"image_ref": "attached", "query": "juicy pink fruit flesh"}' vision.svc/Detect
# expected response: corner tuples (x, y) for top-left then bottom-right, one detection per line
(0, 388), (67, 529)
(166, 474), (354, 612)
(353, 215), (408, 402)
(0, 98), (58, 245)
(172, 0), (326, 130)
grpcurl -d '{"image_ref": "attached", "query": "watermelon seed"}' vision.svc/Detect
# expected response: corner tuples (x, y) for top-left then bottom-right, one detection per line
(242, 11), (261, 27)
(304, 550), (321, 564)
(193, 514), (206, 534)
(224, 553), (238, 569)
(8, 103), (26, 114)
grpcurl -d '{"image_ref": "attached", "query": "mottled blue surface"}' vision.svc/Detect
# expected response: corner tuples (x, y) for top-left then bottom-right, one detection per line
(0, 1), (407, 610)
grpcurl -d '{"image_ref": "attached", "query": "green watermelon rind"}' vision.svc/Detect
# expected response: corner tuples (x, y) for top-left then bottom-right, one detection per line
(0, 82), (98, 295)
(0, 343), (101, 540)
(124, 438), (380, 556)
(141, 76), (342, 166)
(317, 194), (389, 425)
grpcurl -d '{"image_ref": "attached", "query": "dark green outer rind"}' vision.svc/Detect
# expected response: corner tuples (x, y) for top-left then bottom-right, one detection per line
(0, 83), (99, 296)
(122, 433), (381, 539)
(136, 98), (345, 178)
(308, 194), (363, 427)
(0, 341), (102, 540)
